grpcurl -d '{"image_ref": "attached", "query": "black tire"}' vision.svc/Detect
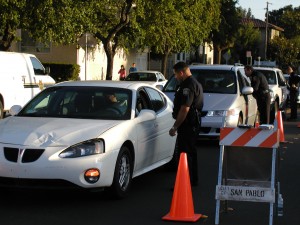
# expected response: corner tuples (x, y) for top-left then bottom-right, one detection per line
(270, 101), (279, 124)
(111, 146), (133, 199)
(0, 101), (4, 119)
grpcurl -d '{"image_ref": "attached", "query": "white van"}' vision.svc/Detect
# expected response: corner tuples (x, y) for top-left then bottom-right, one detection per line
(0, 51), (56, 118)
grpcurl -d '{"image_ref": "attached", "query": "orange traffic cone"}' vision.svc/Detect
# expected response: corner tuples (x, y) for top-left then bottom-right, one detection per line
(162, 152), (202, 222)
(277, 111), (285, 142)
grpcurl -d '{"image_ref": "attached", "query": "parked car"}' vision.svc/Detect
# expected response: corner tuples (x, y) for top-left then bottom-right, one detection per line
(0, 51), (56, 119)
(0, 81), (176, 198)
(253, 67), (288, 123)
(284, 73), (300, 105)
(163, 64), (257, 138)
(124, 71), (167, 90)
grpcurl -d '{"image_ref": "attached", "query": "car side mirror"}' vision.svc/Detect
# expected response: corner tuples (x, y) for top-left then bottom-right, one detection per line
(242, 86), (254, 95)
(9, 105), (22, 116)
(137, 109), (156, 121)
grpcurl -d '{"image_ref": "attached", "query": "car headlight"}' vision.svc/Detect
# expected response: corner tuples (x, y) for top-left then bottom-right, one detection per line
(59, 139), (105, 158)
(206, 110), (226, 117)
(269, 90), (275, 102)
(206, 109), (238, 117)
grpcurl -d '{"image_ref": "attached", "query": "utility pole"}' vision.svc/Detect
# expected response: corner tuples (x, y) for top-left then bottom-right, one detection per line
(264, 1), (272, 59)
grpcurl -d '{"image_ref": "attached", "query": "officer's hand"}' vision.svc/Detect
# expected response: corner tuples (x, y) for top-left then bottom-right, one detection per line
(169, 127), (177, 136)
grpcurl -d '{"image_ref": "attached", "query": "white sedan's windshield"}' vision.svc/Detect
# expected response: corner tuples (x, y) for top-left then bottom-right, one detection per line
(18, 86), (132, 120)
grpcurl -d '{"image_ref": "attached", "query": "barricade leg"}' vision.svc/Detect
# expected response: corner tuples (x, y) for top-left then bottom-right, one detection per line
(269, 148), (277, 225)
(215, 145), (225, 225)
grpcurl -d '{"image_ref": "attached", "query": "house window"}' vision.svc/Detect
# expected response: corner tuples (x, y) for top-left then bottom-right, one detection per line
(20, 30), (51, 53)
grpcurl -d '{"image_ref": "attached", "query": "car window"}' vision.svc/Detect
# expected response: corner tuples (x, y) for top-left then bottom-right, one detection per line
(162, 75), (178, 92)
(145, 87), (166, 112)
(257, 70), (276, 85)
(190, 69), (237, 94)
(18, 86), (132, 120)
(125, 72), (157, 82)
(277, 71), (287, 86)
(135, 89), (152, 115)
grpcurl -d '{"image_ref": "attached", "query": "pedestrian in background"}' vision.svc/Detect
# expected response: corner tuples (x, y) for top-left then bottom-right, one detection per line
(129, 63), (137, 73)
(244, 65), (271, 124)
(169, 61), (203, 186)
(287, 66), (300, 120)
(118, 65), (126, 80)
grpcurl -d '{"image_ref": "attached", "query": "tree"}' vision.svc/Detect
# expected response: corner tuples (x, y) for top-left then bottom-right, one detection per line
(269, 5), (300, 39)
(210, 0), (241, 64)
(233, 21), (261, 64)
(0, 0), (25, 51)
(139, 0), (221, 76)
(269, 36), (300, 68)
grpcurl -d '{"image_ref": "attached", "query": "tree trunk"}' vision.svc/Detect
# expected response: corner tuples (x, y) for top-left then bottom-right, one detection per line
(161, 53), (169, 78)
(0, 24), (15, 51)
(103, 41), (115, 80)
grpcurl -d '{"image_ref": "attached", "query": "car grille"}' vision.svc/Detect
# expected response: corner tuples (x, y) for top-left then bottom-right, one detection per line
(3, 147), (45, 163)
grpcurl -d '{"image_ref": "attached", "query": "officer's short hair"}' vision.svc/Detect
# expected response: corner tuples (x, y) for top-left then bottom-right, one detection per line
(244, 65), (253, 71)
(173, 62), (189, 72)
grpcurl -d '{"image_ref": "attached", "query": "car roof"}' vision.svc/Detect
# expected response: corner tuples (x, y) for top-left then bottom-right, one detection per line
(128, 70), (162, 74)
(53, 80), (156, 90)
(189, 64), (243, 71)
(253, 66), (282, 71)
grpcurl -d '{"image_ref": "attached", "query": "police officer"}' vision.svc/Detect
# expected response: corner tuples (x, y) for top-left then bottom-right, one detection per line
(287, 66), (300, 120)
(169, 62), (203, 186)
(244, 65), (271, 124)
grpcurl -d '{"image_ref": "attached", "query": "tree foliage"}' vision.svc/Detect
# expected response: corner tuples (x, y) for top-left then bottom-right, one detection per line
(0, 0), (25, 50)
(210, 0), (242, 64)
(139, 0), (221, 75)
(269, 36), (300, 68)
(269, 5), (300, 39)
(232, 21), (261, 64)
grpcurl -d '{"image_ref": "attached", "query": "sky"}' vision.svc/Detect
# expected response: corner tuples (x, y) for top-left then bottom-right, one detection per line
(237, 0), (300, 20)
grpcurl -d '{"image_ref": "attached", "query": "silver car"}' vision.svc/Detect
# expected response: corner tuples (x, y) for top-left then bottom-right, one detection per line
(163, 64), (258, 138)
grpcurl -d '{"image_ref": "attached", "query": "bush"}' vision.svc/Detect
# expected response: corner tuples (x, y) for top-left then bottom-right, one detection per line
(43, 63), (80, 82)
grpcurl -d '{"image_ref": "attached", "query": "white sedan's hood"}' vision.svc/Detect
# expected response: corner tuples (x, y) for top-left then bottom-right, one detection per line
(0, 117), (121, 147)
(203, 93), (236, 111)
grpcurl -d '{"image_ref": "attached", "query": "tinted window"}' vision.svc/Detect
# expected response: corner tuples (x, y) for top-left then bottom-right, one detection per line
(125, 72), (157, 81)
(190, 69), (237, 94)
(30, 57), (45, 75)
(256, 70), (276, 85)
(145, 87), (166, 112)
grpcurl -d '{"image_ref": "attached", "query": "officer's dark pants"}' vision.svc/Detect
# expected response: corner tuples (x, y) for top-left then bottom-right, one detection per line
(177, 127), (198, 186)
(290, 91), (298, 119)
(257, 93), (271, 124)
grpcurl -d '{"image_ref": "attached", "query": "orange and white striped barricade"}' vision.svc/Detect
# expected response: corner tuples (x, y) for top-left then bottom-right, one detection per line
(215, 124), (282, 225)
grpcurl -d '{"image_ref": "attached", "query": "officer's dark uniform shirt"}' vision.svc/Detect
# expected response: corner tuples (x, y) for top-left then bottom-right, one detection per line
(173, 76), (203, 131)
(250, 70), (269, 99)
(288, 72), (300, 94)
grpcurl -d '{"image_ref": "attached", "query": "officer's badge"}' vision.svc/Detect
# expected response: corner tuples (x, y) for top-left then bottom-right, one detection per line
(183, 88), (190, 96)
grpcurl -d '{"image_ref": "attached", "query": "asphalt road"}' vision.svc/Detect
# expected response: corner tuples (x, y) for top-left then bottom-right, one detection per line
(1, 111), (300, 225)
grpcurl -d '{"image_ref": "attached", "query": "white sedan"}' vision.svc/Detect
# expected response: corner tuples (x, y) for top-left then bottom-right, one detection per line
(124, 71), (168, 90)
(0, 81), (176, 198)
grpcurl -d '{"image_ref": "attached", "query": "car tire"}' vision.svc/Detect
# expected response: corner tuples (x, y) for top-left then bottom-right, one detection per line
(270, 101), (279, 124)
(111, 146), (133, 199)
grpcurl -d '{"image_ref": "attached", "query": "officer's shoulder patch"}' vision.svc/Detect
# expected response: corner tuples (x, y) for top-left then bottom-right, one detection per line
(183, 88), (190, 96)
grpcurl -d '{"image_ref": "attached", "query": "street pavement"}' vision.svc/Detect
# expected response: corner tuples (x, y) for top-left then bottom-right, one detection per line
(0, 109), (300, 225)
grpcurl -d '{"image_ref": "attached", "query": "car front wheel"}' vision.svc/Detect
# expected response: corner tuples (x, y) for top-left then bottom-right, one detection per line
(111, 146), (133, 199)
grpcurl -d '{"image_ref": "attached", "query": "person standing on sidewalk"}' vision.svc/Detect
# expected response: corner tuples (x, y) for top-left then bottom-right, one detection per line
(169, 62), (203, 186)
(287, 66), (300, 120)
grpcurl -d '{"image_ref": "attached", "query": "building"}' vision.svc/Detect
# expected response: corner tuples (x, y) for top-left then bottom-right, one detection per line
(241, 18), (284, 59)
